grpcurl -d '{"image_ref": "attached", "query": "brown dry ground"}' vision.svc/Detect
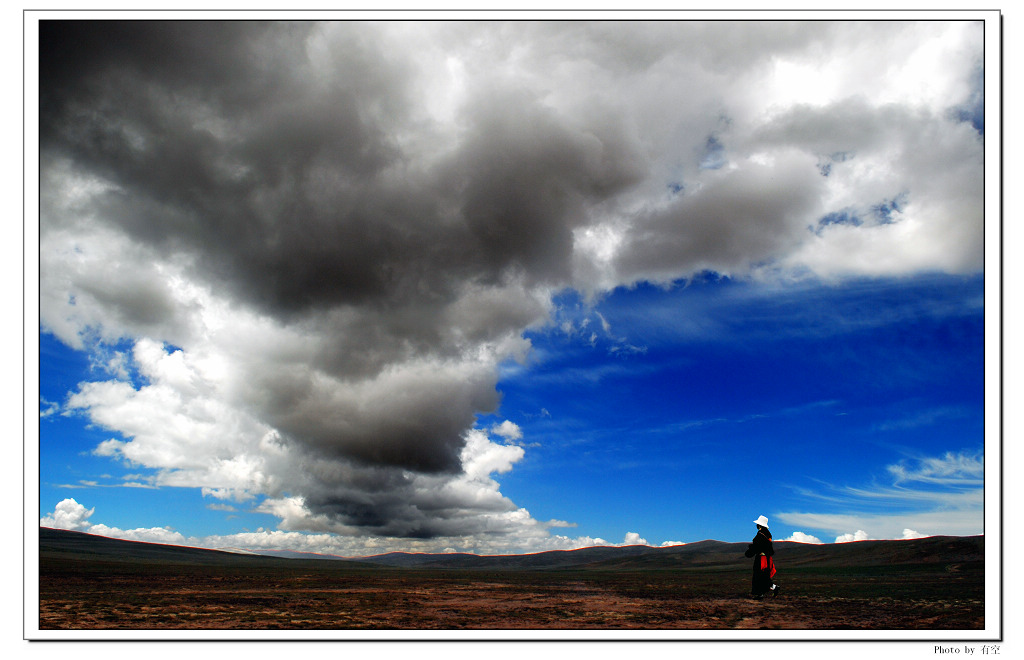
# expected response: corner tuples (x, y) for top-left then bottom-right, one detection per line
(38, 558), (984, 631)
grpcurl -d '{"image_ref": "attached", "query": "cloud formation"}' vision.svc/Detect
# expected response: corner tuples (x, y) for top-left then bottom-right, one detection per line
(836, 530), (870, 544)
(782, 532), (823, 544)
(777, 450), (983, 540)
(39, 21), (984, 551)
(40, 498), (662, 556)
(40, 498), (95, 531)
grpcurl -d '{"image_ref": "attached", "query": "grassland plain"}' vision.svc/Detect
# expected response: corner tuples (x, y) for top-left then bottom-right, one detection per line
(37, 529), (984, 631)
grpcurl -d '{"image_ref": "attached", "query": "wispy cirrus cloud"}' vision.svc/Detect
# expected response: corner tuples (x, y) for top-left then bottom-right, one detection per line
(872, 406), (975, 433)
(777, 450), (983, 541)
(55, 478), (157, 490)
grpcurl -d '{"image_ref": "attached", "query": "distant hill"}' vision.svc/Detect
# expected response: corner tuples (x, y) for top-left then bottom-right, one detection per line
(573, 536), (985, 571)
(38, 527), (371, 569)
(351, 536), (984, 570)
(355, 543), (659, 569)
(38, 527), (984, 572)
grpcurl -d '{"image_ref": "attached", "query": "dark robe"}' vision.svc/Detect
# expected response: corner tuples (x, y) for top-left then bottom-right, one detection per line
(744, 527), (776, 596)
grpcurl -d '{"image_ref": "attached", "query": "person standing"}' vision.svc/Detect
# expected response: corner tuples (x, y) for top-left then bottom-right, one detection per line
(744, 515), (779, 599)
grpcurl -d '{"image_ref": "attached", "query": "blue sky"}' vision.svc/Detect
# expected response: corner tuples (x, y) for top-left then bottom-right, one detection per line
(489, 274), (985, 544)
(39, 271), (988, 549)
(33, 18), (993, 556)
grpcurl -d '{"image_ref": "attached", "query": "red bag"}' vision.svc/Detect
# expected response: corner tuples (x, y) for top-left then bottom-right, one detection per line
(761, 555), (777, 578)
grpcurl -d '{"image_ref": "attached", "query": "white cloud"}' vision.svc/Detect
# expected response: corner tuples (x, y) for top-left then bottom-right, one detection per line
(490, 420), (523, 443)
(887, 450), (983, 486)
(777, 450), (982, 541)
(40, 498), (94, 530)
(460, 429), (524, 478)
(780, 509), (979, 542)
(39, 397), (60, 418)
(39, 499), (643, 557)
(902, 529), (927, 540)
(202, 487), (256, 503)
(782, 531), (823, 544)
(835, 530), (870, 543)
(86, 524), (188, 546)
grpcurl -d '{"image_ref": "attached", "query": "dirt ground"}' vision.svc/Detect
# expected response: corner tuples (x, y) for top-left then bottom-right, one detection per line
(38, 559), (984, 631)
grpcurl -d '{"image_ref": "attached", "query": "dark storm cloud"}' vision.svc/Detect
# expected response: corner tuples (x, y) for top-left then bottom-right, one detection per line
(40, 20), (643, 521)
(42, 22), (409, 310)
(40, 21), (310, 97)
(40, 21), (638, 320)
(613, 152), (825, 282)
(454, 87), (645, 285)
(237, 354), (500, 473)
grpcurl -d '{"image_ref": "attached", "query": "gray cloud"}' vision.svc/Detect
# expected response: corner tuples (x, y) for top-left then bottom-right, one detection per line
(612, 150), (826, 283)
(41, 22), (641, 320)
(39, 20), (985, 543)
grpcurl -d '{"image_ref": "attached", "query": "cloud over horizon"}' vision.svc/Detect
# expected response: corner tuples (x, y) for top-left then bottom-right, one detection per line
(39, 20), (985, 551)
(776, 451), (984, 541)
(40, 497), (668, 556)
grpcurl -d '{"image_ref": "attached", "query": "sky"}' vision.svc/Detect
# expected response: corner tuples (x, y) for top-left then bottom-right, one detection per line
(33, 17), (994, 557)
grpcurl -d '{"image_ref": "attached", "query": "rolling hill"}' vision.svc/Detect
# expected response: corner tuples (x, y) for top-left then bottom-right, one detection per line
(38, 527), (984, 572)
(38, 527), (370, 569)
(351, 536), (984, 570)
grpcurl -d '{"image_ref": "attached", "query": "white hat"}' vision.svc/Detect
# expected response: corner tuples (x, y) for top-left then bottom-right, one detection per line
(753, 515), (769, 528)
